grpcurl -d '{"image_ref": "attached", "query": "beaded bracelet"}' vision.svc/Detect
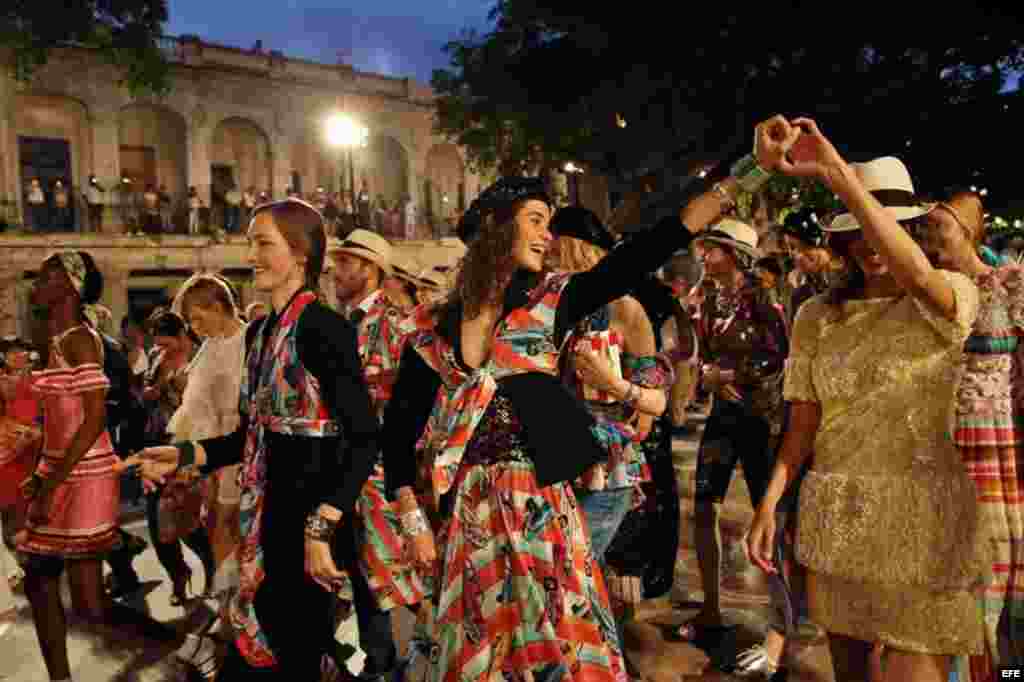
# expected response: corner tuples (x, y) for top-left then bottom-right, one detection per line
(304, 513), (339, 542)
(730, 153), (775, 194)
(400, 509), (429, 537)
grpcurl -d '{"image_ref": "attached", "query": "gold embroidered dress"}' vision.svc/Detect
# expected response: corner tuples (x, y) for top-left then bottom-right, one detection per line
(784, 271), (988, 654)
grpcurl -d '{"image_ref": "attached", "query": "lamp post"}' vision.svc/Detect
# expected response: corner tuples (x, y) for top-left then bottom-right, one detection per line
(325, 113), (369, 221)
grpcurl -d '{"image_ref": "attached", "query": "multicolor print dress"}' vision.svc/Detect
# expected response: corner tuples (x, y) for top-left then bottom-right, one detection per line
(18, 326), (120, 559)
(954, 261), (1024, 678)
(348, 289), (433, 611)
(403, 272), (625, 682)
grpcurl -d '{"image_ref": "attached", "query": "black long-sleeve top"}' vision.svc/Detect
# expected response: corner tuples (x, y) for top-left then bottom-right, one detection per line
(198, 298), (379, 515)
(383, 214), (696, 499)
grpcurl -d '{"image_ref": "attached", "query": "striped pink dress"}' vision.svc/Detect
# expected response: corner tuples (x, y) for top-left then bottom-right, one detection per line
(17, 327), (120, 559)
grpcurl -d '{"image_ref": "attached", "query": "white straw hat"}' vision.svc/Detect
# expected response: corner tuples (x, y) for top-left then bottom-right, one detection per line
(694, 218), (759, 259)
(328, 229), (393, 277)
(827, 156), (935, 232)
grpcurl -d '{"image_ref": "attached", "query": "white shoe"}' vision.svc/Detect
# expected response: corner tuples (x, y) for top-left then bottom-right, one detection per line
(733, 644), (780, 678)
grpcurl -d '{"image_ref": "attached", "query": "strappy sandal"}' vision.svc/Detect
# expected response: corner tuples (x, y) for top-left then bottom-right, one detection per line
(178, 633), (220, 681)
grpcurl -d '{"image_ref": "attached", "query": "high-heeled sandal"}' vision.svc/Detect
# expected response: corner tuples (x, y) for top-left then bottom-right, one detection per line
(170, 567), (194, 607)
(178, 632), (220, 680)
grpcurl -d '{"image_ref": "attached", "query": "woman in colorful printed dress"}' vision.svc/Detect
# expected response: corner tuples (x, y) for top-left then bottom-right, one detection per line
(123, 198), (380, 680)
(382, 146), (757, 682)
(911, 190), (1023, 681)
(17, 252), (123, 682)
(747, 119), (987, 682)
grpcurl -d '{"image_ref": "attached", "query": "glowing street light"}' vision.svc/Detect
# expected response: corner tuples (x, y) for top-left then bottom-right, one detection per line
(324, 114), (369, 217)
(563, 161), (584, 174)
(325, 114), (369, 150)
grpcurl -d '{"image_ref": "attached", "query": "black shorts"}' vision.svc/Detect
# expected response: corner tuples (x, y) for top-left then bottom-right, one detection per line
(694, 399), (777, 507)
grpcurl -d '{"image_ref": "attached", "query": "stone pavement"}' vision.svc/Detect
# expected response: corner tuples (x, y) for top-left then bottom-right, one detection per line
(0, 412), (835, 681)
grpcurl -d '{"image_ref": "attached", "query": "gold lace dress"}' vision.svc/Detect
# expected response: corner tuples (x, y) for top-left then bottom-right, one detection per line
(784, 271), (987, 654)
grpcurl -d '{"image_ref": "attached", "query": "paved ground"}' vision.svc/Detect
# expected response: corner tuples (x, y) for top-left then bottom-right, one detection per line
(0, 412), (835, 681)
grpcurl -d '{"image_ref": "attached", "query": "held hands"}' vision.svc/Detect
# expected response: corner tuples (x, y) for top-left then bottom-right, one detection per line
(745, 507), (778, 575)
(114, 446), (181, 493)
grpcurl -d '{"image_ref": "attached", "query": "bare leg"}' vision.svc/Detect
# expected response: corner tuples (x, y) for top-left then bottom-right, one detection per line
(827, 633), (872, 682)
(692, 501), (725, 625)
(884, 649), (949, 682)
(24, 563), (70, 680)
(66, 558), (107, 623)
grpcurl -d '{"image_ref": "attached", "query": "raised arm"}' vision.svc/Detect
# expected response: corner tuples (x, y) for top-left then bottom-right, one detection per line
(765, 116), (957, 319)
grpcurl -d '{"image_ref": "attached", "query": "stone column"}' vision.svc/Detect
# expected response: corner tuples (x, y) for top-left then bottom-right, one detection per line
(0, 76), (17, 228)
(271, 133), (292, 199)
(98, 261), (131, 334)
(91, 110), (121, 234)
(0, 258), (21, 338)
(188, 113), (212, 206)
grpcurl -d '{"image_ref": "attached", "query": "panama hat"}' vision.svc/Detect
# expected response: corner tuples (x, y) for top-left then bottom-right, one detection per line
(694, 218), (759, 259)
(417, 267), (446, 290)
(329, 229), (393, 277)
(827, 156), (935, 232)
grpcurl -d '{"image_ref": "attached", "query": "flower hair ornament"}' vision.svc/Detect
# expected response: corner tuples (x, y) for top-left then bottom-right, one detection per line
(45, 251), (106, 327)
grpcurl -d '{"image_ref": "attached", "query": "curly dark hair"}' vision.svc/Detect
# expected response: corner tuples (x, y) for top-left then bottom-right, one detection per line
(443, 200), (525, 319)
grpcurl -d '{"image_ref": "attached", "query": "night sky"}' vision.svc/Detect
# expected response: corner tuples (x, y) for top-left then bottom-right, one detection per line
(166, 0), (495, 84)
(168, 2), (1022, 92)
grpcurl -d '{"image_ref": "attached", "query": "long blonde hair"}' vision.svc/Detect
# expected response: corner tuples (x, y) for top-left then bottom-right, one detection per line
(551, 235), (607, 274)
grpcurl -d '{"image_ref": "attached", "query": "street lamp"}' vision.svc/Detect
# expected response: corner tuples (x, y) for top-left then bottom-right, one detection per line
(325, 113), (369, 218)
(563, 161), (584, 206)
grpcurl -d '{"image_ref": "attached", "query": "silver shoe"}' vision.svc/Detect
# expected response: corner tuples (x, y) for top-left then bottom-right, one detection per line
(733, 644), (779, 678)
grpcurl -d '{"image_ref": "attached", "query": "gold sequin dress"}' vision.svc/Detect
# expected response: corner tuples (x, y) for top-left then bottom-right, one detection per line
(784, 271), (988, 654)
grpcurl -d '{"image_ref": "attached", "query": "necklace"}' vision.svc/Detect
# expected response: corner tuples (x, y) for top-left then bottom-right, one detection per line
(715, 286), (742, 320)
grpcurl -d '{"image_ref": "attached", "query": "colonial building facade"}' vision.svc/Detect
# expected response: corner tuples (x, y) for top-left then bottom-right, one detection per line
(1, 35), (483, 232)
(0, 36), (482, 336)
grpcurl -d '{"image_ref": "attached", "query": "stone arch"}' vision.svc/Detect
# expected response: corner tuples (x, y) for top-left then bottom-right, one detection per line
(11, 93), (92, 223)
(118, 102), (189, 199)
(424, 143), (466, 229)
(364, 134), (409, 208)
(211, 117), (273, 196)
